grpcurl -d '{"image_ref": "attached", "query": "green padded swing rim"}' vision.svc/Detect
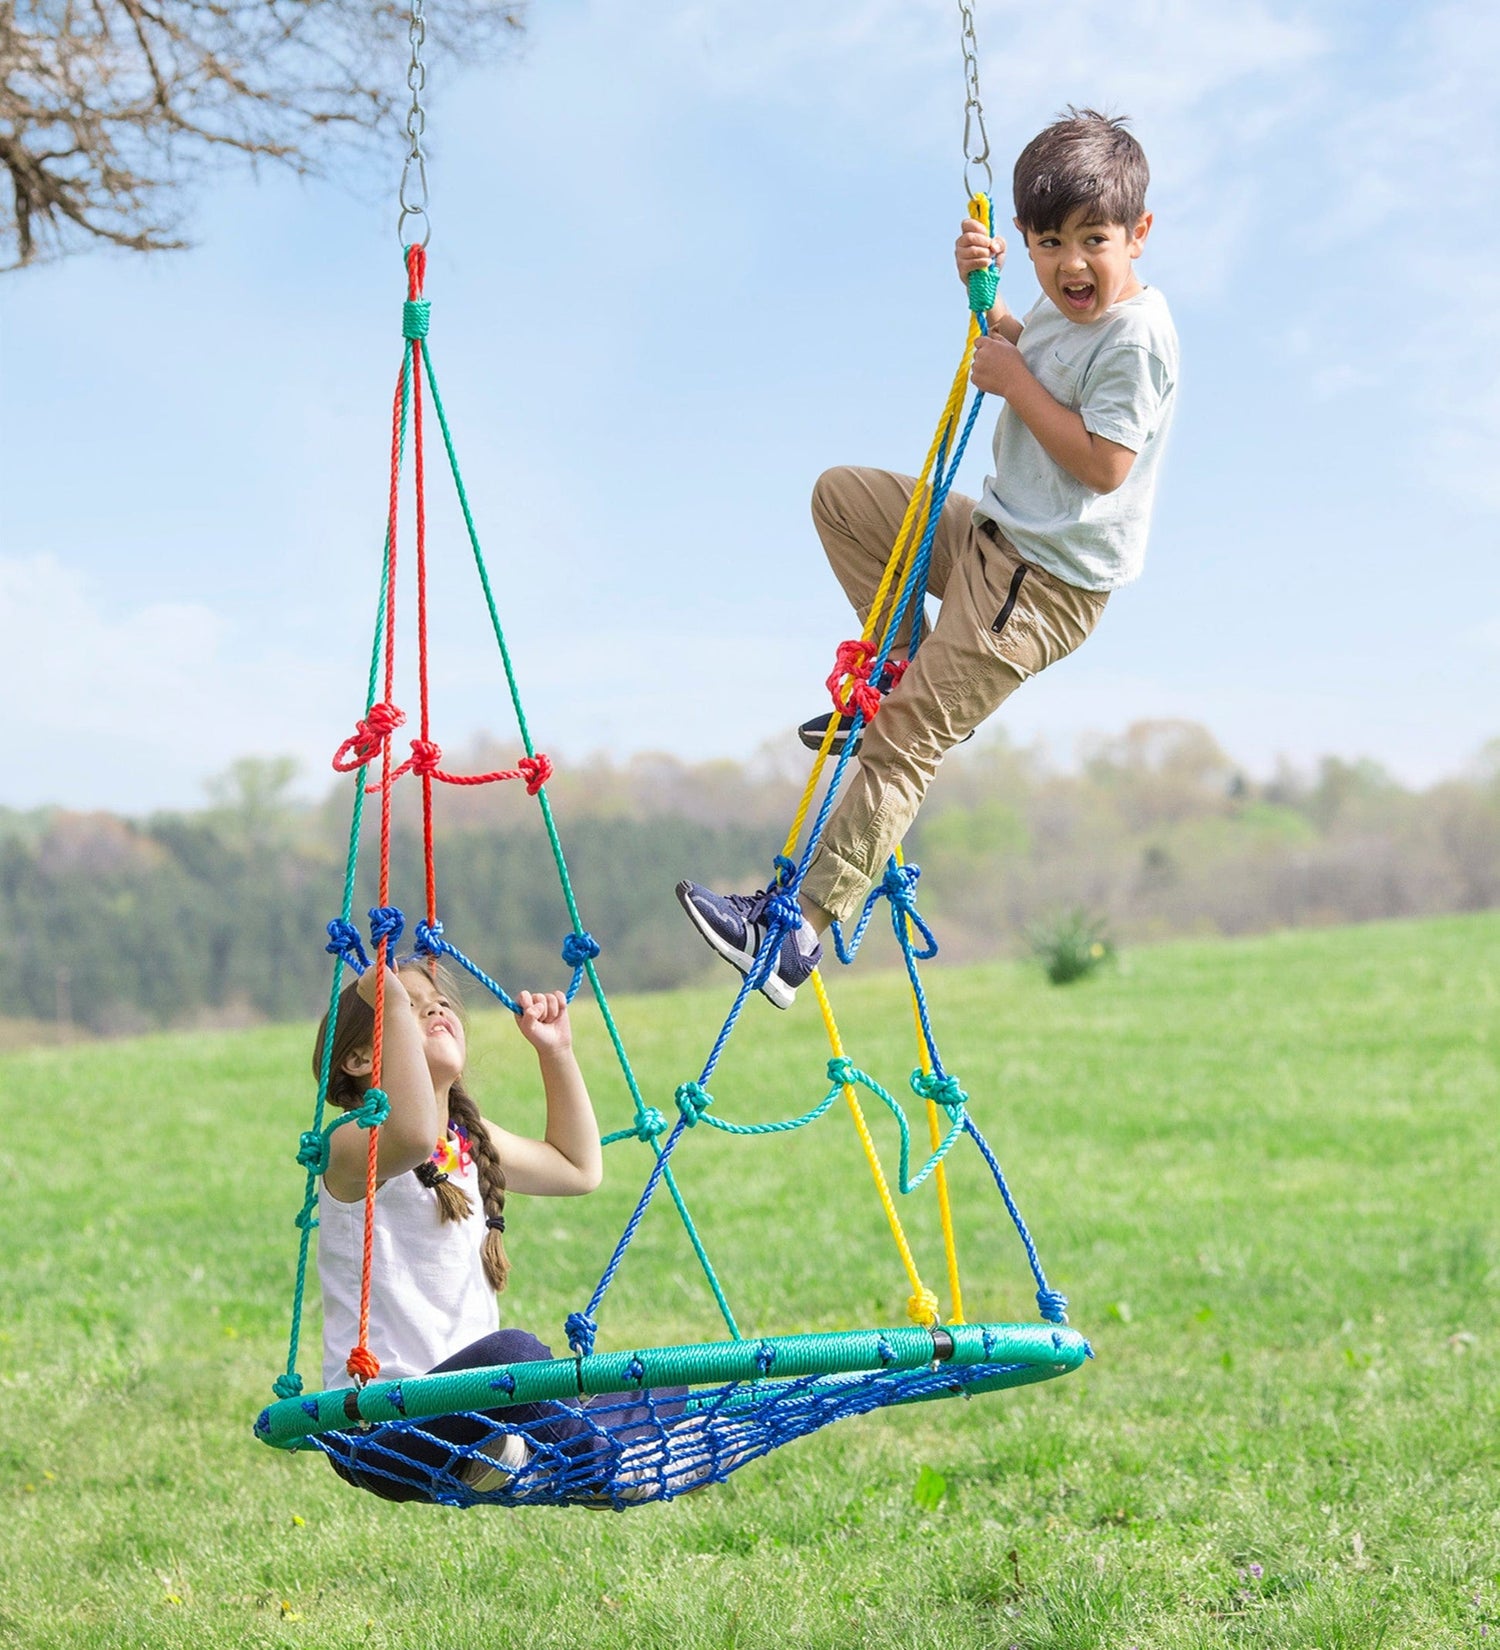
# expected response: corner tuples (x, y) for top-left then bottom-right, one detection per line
(255, 1320), (1090, 1449)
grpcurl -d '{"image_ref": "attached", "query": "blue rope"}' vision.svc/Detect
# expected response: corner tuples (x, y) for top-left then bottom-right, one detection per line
(964, 1115), (1068, 1324)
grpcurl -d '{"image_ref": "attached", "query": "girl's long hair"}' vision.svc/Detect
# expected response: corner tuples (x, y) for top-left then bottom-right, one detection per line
(312, 963), (511, 1292)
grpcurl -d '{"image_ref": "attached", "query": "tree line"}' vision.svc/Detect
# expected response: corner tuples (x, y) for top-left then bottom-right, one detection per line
(3, 721), (1497, 1036)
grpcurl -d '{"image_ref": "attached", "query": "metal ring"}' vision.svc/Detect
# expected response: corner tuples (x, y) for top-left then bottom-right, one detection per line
(398, 207), (432, 249)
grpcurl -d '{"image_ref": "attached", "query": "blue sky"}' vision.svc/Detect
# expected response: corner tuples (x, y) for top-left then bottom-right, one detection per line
(2, 0), (1497, 813)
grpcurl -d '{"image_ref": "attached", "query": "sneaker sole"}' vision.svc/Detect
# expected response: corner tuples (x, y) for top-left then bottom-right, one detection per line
(797, 720), (858, 756)
(675, 881), (796, 1010)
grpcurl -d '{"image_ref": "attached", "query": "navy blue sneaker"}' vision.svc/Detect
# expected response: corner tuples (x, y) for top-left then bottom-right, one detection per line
(675, 881), (822, 1009)
(797, 712), (860, 755)
(798, 711), (974, 755)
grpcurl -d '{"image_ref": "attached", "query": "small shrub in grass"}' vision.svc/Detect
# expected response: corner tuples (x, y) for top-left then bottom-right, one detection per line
(1027, 906), (1117, 984)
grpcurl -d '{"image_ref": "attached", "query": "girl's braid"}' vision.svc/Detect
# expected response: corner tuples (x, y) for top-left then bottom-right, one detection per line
(444, 1079), (511, 1293)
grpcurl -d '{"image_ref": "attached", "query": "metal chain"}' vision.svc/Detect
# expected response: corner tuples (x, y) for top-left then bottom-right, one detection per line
(957, 0), (992, 200)
(397, 0), (431, 247)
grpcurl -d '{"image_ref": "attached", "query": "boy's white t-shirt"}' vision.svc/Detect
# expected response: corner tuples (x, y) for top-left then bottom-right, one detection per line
(317, 1149), (497, 1389)
(976, 285), (1178, 592)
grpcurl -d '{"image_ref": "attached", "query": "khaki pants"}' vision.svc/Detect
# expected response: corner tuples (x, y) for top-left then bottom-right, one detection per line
(800, 466), (1109, 926)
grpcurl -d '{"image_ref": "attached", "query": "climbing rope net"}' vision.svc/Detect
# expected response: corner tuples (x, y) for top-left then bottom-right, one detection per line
(253, 8), (1090, 1510)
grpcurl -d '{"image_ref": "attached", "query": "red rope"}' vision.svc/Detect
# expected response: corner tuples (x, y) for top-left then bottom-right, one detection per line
(410, 245), (438, 935)
(345, 250), (428, 1385)
(367, 741), (554, 793)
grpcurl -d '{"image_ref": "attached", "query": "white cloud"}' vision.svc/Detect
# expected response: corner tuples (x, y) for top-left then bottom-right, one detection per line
(0, 553), (345, 810)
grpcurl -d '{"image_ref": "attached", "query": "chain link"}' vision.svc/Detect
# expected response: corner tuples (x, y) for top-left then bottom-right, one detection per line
(957, 0), (992, 200)
(397, 0), (431, 247)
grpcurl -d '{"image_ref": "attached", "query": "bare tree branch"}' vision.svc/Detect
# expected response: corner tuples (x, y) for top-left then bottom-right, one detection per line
(0, 0), (524, 269)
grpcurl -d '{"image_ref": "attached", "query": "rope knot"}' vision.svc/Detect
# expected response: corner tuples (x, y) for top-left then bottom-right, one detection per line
(408, 737), (443, 776)
(827, 1056), (858, 1089)
(1037, 1287), (1069, 1325)
(332, 701), (406, 771)
(346, 1345), (381, 1383)
(560, 930), (601, 967)
(763, 889), (802, 932)
(907, 1287), (940, 1326)
(882, 861), (922, 910)
(827, 638), (883, 723)
(271, 1372), (304, 1399)
(296, 1130), (330, 1173)
(633, 1107), (667, 1142)
(402, 297), (431, 339)
(674, 1080), (713, 1126)
(754, 1342), (777, 1376)
(325, 918), (371, 975)
(368, 905), (405, 960)
(565, 1312), (597, 1356)
(518, 753), (552, 794)
(413, 918), (445, 956)
(353, 1088), (390, 1129)
(772, 853), (798, 888)
(910, 1069), (967, 1114)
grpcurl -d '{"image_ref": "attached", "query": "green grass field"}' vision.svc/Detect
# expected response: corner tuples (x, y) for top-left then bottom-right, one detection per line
(1, 914), (1496, 1649)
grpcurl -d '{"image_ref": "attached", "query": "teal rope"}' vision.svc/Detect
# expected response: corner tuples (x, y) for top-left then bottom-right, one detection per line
(825, 1058), (968, 1196)
(419, 342), (741, 1344)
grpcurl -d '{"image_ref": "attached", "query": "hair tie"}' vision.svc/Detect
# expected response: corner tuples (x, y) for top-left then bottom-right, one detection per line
(485, 1216), (506, 1233)
(414, 1162), (449, 1189)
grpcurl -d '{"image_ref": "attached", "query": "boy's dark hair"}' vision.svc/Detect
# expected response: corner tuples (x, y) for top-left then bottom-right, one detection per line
(1013, 107), (1149, 236)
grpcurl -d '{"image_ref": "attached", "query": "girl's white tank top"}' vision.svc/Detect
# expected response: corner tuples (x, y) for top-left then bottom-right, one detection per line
(317, 1151), (497, 1391)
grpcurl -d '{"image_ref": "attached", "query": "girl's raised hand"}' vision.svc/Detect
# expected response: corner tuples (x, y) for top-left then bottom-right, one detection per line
(515, 989), (573, 1055)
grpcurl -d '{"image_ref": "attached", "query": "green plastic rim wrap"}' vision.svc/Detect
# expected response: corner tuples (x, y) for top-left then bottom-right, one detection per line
(255, 1321), (1090, 1450)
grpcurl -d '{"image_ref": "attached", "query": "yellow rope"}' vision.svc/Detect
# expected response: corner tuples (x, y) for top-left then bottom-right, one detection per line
(779, 195), (992, 866)
(779, 195), (993, 1325)
(811, 968), (938, 1326)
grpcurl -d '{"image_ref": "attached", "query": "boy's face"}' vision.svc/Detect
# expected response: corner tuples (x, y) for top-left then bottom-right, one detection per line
(1019, 206), (1153, 324)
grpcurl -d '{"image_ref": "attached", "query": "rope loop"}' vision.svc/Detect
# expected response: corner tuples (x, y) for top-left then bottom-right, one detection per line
(560, 930), (601, 966)
(772, 853), (798, 888)
(910, 1068), (968, 1115)
(674, 1080), (713, 1127)
(632, 1107), (667, 1142)
(565, 1311), (598, 1357)
(271, 1372), (304, 1399)
(1037, 1287), (1069, 1325)
(754, 1342), (777, 1377)
(325, 918), (371, 975)
(413, 917), (445, 956)
(402, 298), (431, 339)
(368, 905), (405, 960)
(518, 753), (553, 794)
(353, 1088), (391, 1129)
(332, 701), (406, 772)
(907, 1287), (941, 1326)
(296, 1130), (330, 1174)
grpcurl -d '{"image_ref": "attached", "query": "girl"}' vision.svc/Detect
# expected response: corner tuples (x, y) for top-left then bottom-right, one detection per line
(313, 959), (675, 1503)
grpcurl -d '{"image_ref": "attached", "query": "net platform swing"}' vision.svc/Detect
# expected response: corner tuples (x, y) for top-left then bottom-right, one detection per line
(253, 0), (1091, 1510)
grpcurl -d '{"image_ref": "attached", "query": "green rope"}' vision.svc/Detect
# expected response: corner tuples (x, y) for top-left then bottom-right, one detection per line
(420, 341), (741, 1342)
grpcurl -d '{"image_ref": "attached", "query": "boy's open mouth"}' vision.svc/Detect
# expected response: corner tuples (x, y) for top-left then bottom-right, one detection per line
(1061, 281), (1095, 310)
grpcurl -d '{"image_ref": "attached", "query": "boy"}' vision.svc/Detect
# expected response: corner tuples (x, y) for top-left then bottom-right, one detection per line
(678, 108), (1179, 1008)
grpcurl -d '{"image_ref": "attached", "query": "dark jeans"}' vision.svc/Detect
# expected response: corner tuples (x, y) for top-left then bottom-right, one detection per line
(324, 1328), (687, 1504)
